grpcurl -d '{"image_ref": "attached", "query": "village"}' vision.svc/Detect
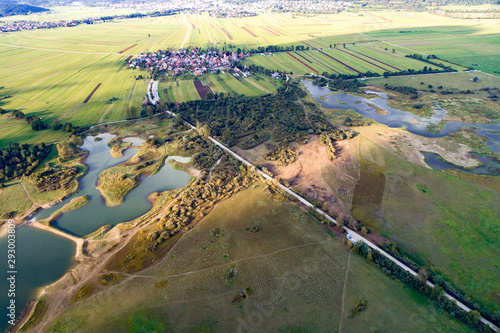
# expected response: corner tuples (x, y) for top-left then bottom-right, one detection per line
(129, 48), (253, 77)
(0, 19), (82, 33)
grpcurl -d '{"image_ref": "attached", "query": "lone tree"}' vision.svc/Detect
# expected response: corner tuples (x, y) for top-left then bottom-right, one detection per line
(466, 310), (481, 325)
(57, 141), (78, 161)
(472, 76), (479, 82)
(416, 267), (429, 285)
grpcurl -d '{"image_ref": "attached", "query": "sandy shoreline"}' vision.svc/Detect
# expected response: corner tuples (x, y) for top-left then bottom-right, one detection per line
(0, 222), (9, 239)
(30, 221), (85, 259)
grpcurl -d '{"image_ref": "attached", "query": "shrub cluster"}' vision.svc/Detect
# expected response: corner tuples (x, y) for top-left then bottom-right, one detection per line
(264, 144), (298, 166)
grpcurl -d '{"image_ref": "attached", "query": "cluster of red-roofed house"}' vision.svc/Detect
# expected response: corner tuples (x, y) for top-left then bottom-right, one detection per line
(129, 48), (247, 77)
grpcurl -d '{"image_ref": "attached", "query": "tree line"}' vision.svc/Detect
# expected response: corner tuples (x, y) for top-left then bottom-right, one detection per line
(0, 142), (51, 181)
(350, 241), (496, 333)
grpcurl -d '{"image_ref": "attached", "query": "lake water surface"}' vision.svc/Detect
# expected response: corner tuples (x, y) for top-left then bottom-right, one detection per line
(0, 226), (75, 332)
(35, 133), (191, 236)
(0, 133), (192, 331)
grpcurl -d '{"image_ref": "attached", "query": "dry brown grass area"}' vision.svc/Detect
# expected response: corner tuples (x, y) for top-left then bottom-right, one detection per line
(349, 123), (480, 169)
(234, 135), (361, 215)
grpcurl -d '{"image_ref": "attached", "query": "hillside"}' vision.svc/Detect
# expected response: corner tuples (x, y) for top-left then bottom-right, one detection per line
(0, 1), (49, 17)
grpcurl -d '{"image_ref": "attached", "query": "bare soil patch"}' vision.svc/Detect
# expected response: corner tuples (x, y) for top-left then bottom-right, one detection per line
(194, 80), (213, 100)
(83, 83), (102, 103)
(349, 123), (480, 169)
(233, 135), (360, 214)
(241, 26), (257, 37)
(118, 44), (138, 54)
(218, 25), (233, 40)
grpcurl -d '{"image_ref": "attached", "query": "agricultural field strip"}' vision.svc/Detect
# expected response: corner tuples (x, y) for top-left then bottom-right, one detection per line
(3, 52), (62, 68)
(344, 47), (401, 71)
(287, 52), (318, 73)
(83, 83), (102, 103)
(293, 51), (313, 64)
(318, 50), (360, 73)
(0, 43), (139, 56)
(163, 108), (500, 332)
(303, 51), (342, 74)
(336, 48), (394, 72)
(322, 19), (429, 56)
(390, 34), (500, 44)
(364, 71), (478, 80)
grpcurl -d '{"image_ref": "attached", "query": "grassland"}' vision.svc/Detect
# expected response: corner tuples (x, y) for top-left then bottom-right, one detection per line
(47, 185), (470, 332)
(46, 195), (89, 222)
(0, 182), (32, 217)
(96, 144), (164, 207)
(351, 137), (500, 313)
(369, 71), (500, 91)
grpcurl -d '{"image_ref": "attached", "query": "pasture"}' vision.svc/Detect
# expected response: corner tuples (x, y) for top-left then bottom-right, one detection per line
(0, 182), (32, 217)
(351, 136), (500, 313)
(47, 185), (470, 332)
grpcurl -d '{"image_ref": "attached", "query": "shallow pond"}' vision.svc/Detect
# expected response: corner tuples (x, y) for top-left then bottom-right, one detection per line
(303, 80), (500, 153)
(35, 133), (191, 236)
(423, 152), (500, 175)
(1, 133), (191, 330)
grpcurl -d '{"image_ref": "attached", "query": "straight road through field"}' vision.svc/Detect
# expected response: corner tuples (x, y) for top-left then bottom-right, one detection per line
(167, 108), (499, 332)
(179, 14), (191, 49)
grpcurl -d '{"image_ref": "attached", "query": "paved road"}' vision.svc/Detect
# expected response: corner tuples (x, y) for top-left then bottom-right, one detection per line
(172, 110), (499, 332)
(147, 80), (160, 105)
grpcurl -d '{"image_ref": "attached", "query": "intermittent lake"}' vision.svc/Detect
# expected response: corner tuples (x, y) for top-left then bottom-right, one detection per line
(303, 80), (500, 154)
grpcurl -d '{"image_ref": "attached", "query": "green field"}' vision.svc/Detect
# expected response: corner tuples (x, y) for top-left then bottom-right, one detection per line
(0, 182), (32, 217)
(351, 138), (500, 313)
(368, 71), (500, 91)
(1, 10), (498, 146)
(47, 185), (470, 332)
(157, 73), (278, 103)
(367, 71), (500, 124)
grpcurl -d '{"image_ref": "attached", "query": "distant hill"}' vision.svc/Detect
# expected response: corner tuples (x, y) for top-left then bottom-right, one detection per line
(0, 1), (49, 17)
